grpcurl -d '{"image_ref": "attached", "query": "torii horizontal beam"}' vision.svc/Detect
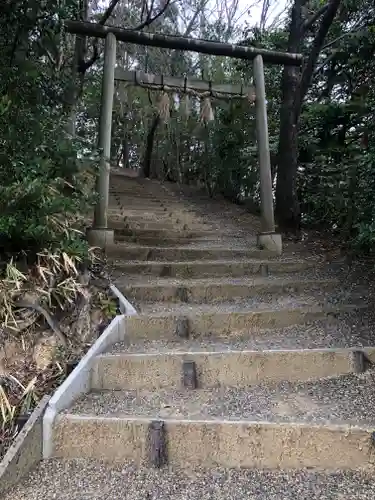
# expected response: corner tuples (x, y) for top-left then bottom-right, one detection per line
(64, 20), (303, 67)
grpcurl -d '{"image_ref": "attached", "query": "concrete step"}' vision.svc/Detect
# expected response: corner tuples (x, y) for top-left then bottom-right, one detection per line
(109, 201), (184, 212)
(110, 258), (313, 279)
(109, 193), (181, 202)
(108, 207), (193, 217)
(53, 371), (375, 469)
(117, 300), (365, 340)
(121, 220), (195, 230)
(109, 187), (176, 197)
(111, 226), (220, 239)
(91, 346), (375, 391)
(117, 276), (339, 303)
(106, 243), (275, 261)
(8, 459), (375, 500)
(109, 199), (192, 211)
(109, 216), (205, 231)
(109, 187), (178, 198)
(112, 211), (208, 224)
(115, 235), (255, 247)
(110, 317), (375, 351)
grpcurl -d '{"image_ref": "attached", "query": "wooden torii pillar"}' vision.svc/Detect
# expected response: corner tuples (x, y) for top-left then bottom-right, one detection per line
(65, 21), (303, 254)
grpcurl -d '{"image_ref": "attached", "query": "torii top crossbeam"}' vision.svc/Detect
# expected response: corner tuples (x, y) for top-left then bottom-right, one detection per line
(64, 21), (303, 67)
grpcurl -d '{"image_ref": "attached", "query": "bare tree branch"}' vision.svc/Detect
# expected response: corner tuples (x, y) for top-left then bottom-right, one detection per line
(322, 27), (366, 51)
(313, 48), (338, 74)
(133, 0), (172, 31)
(302, 3), (329, 33)
(99, 0), (122, 26)
(78, 0), (121, 73)
(79, 0), (172, 74)
(37, 39), (57, 66)
(294, 0), (342, 119)
(260, 0), (271, 32)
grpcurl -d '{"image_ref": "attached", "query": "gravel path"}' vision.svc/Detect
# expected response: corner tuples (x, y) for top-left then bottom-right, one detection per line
(5, 459), (375, 500)
(65, 370), (375, 426)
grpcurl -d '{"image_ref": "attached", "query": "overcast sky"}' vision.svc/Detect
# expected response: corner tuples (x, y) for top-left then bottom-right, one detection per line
(99, 0), (288, 32)
(249, 0), (287, 28)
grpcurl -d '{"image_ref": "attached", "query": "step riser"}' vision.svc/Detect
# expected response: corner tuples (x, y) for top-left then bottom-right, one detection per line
(91, 349), (375, 391)
(107, 246), (277, 261)
(122, 222), (197, 231)
(109, 218), (198, 229)
(109, 211), (198, 221)
(109, 193), (177, 201)
(110, 190), (176, 197)
(108, 209), (191, 219)
(110, 200), (181, 207)
(115, 236), (192, 246)
(122, 308), (337, 340)
(115, 236), (241, 247)
(110, 202), (188, 211)
(109, 207), (190, 214)
(53, 416), (374, 471)
(112, 228), (217, 239)
(112, 261), (311, 279)
(122, 280), (337, 304)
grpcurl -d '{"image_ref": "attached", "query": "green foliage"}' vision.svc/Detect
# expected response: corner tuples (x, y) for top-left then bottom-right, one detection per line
(98, 293), (118, 319)
(298, 98), (375, 251)
(0, 0), (95, 261)
(198, 101), (259, 203)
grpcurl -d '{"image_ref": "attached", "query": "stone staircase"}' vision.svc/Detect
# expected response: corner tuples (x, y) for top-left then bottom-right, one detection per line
(6, 172), (375, 499)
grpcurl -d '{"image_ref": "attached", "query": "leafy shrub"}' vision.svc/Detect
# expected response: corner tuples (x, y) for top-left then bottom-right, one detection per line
(0, 1), (96, 263)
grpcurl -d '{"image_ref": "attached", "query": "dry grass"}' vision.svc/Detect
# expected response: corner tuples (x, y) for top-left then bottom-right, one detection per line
(0, 248), (118, 460)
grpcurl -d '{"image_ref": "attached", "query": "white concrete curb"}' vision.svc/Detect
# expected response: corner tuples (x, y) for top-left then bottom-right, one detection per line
(0, 396), (50, 495)
(110, 283), (138, 315)
(43, 285), (138, 458)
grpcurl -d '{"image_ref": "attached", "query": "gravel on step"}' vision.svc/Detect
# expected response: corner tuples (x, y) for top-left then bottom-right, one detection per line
(108, 318), (375, 353)
(131, 291), (366, 314)
(5, 459), (375, 500)
(115, 271), (339, 286)
(65, 370), (375, 427)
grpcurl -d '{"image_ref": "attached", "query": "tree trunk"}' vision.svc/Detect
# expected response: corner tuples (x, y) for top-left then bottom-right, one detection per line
(142, 114), (160, 178)
(275, 66), (301, 233)
(121, 138), (129, 168)
(275, 0), (302, 233)
(275, 0), (342, 234)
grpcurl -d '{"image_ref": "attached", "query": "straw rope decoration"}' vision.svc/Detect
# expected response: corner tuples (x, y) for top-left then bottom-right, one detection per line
(200, 97), (215, 124)
(116, 81), (129, 116)
(183, 94), (191, 119)
(129, 72), (254, 124)
(132, 73), (253, 101)
(247, 87), (256, 103)
(158, 92), (171, 123)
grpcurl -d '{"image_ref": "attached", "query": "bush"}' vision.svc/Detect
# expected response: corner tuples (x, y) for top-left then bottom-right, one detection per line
(0, 1), (96, 263)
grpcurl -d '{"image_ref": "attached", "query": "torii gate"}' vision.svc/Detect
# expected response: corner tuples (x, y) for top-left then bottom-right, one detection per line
(65, 21), (303, 255)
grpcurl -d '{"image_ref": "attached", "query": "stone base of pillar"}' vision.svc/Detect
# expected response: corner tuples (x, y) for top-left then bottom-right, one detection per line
(86, 227), (114, 249)
(257, 232), (282, 256)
